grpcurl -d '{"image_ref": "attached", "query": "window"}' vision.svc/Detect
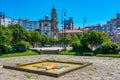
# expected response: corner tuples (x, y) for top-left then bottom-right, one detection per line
(39, 23), (41, 27)
(117, 19), (120, 22)
(44, 23), (48, 26)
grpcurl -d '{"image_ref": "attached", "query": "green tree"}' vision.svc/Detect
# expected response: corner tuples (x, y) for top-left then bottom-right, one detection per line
(65, 35), (71, 43)
(94, 42), (120, 54)
(70, 34), (80, 51)
(48, 37), (56, 46)
(81, 32), (89, 45)
(101, 32), (110, 42)
(65, 35), (71, 46)
(39, 34), (48, 47)
(29, 31), (40, 48)
(71, 34), (79, 44)
(59, 35), (71, 44)
(77, 34), (83, 41)
(88, 31), (103, 48)
(0, 25), (12, 46)
(81, 31), (109, 51)
(9, 24), (29, 44)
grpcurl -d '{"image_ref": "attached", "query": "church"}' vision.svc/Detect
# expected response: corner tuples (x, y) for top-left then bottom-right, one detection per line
(38, 7), (58, 39)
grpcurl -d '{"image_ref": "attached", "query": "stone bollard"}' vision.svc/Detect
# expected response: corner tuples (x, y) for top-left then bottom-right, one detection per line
(40, 49), (43, 55)
(58, 49), (59, 54)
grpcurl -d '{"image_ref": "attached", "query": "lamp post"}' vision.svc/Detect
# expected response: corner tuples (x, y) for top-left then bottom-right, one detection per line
(83, 17), (87, 34)
(61, 9), (66, 50)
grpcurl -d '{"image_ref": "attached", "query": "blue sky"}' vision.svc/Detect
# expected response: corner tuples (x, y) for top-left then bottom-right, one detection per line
(0, 0), (120, 29)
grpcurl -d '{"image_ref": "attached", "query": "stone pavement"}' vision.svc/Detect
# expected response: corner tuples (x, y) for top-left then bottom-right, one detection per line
(0, 55), (120, 80)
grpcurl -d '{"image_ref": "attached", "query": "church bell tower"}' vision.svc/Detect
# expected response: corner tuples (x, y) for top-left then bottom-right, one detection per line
(51, 7), (58, 38)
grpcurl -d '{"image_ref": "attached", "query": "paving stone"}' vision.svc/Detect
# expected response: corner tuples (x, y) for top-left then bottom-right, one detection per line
(0, 55), (120, 80)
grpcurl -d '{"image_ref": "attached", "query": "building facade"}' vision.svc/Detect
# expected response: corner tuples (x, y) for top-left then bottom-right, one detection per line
(85, 24), (102, 32)
(0, 12), (5, 25)
(0, 17), (18, 26)
(64, 17), (74, 30)
(18, 18), (39, 31)
(38, 8), (58, 38)
(101, 13), (120, 43)
(0, 12), (39, 31)
(86, 13), (120, 43)
(0, 12), (18, 26)
(58, 29), (83, 38)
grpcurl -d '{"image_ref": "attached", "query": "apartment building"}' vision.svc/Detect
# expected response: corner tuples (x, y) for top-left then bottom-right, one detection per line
(85, 24), (102, 32)
(0, 12), (18, 26)
(18, 18), (39, 31)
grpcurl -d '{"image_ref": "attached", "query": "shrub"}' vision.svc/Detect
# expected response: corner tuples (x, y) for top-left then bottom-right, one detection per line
(71, 41), (81, 52)
(71, 41), (92, 53)
(79, 44), (92, 52)
(19, 41), (30, 49)
(12, 43), (27, 52)
(94, 42), (120, 54)
(0, 45), (12, 54)
(94, 47), (101, 54)
(0, 45), (6, 54)
(5, 46), (12, 53)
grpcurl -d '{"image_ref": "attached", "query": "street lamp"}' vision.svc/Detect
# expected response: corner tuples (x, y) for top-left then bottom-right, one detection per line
(83, 17), (87, 34)
(61, 9), (67, 50)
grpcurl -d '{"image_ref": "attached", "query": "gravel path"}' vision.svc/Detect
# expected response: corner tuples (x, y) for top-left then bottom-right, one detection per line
(0, 55), (120, 80)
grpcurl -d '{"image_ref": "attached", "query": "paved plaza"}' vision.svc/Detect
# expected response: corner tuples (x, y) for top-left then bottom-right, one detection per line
(0, 55), (120, 80)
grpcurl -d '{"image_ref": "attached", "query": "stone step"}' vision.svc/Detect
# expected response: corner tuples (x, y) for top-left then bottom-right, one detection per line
(40, 50), (60, 54)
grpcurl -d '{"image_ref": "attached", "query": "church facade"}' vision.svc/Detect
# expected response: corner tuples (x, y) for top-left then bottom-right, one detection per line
(38, 8), (58, 39)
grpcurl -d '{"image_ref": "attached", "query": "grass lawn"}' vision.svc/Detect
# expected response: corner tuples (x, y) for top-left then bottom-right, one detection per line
(0, 50), (38, 57)
(96, 54), (120, 57)
(60, 50), (81, 55)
